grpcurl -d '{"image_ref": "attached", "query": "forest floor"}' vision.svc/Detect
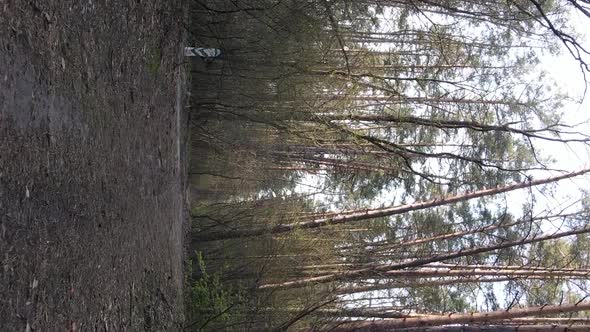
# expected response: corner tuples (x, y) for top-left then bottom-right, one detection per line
(0, 1), (189, 330)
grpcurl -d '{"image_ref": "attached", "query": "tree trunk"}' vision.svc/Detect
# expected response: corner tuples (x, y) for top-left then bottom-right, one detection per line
(259, 224), (590, 289)
(329, 301), (590, 331)
(334, 276), (549, 295)
(361, 326), (590, 332)
(194, 169), (590, 241)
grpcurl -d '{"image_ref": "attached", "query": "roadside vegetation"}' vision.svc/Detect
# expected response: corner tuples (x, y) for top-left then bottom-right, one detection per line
(185, 0), (590, 330)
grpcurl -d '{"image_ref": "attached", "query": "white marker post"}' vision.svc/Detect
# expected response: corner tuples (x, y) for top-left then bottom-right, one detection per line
(184, 47), (222, 61)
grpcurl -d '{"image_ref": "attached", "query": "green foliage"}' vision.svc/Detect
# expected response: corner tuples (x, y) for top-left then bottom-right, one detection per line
(185, 252), (237, 331)
(186, 0), (590, 329)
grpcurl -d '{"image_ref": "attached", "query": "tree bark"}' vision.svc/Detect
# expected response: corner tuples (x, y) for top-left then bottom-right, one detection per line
(334, 276), (550, 295)
(194, 169), (590, 241)
(259, 224), (590, 289)
(358, 326), (590, 332)
(329, 301), (590, 331)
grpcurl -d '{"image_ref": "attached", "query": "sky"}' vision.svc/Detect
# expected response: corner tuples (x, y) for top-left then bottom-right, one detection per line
(290, 5), (590, 223)
(504, 10), (590, 224)
(454, 10), (590, 310)
(333, 5), (590, 312)
(308, 9), (590, 216)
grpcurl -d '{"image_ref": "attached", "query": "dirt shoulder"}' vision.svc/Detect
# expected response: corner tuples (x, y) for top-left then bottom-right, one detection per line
(0, 1), (187, 330)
